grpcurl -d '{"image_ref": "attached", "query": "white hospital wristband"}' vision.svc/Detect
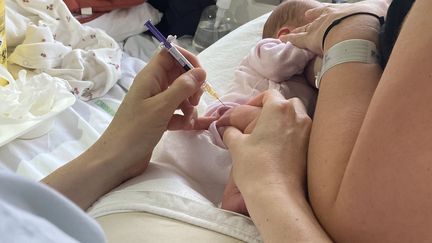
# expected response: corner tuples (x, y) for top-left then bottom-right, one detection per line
(315, 39), (380, 89)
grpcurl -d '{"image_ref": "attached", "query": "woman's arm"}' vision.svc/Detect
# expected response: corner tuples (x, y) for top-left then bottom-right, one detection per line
(307, 13), (383, 220)
(285, 0), (387, 228)
(327, 1), (432, 241)
(239, 180), (332, 243)
(223, 91), (332, 242)
(289, 0), (432, 242)
(43, 48), (215, 209)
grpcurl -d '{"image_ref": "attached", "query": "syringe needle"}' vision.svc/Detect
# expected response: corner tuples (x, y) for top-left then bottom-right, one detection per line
(201, 82), (225, 106)
(216, 97), (227, 107)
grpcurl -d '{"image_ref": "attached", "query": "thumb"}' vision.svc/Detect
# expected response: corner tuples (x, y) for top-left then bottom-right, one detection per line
(284, 32), (308, 49)
(223, 126), (244, 151)
(158, 68), (206, 111)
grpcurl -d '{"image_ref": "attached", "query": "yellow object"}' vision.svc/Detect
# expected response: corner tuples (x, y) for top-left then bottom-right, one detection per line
(0, 0), (7, 86)
(201, 82), (226, 106)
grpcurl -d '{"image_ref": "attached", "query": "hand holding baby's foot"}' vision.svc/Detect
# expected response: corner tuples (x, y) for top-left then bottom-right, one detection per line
(221, 171), (249, 216)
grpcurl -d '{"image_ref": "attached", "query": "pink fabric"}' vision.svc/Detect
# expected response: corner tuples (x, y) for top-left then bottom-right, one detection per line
(205, 38), (316, 148)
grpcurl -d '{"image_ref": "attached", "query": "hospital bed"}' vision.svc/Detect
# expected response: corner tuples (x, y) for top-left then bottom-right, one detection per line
(0, 0), (275, 242)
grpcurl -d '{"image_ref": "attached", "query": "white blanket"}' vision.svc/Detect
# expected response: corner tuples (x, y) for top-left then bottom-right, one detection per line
(84, 2), (162, 42)
(6, 0), (122, 100)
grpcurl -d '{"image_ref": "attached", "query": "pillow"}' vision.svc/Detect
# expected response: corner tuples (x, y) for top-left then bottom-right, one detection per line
(197, 13), (271, 106)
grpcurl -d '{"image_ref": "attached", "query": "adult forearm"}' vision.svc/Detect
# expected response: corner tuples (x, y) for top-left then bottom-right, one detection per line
(243, 185), (332, 243)
(307, 15), (383, 218)
(42, 138), (145, 210)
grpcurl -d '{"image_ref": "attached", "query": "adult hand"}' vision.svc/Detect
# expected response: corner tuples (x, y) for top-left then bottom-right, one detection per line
(216, 104), (262, 134)
(221, 171), (249, 216)
(223, 90), (312, 196)
(280, 0), (389, 55)
(43, 47), (216, 209)
(96, 47), (216, 178)
(213, 104), (260, 216)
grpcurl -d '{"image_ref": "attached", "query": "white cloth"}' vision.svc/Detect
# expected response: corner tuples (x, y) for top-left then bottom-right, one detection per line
(88, 131), (262, 242)
(198, 13), (271, 105)
(124, 34), (198, 63)
(0, 164), (106, 243)
(118, 52), (146, 91)
(0, 64), (76, 146)
(84, 2), (162, 42)
(0, 66), (75, 120)
(123, 33), (159, 63)
(6, 0), (122, 100)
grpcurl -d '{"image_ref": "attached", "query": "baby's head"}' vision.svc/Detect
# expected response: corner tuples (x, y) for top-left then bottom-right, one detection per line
(262, 0), (322, 39)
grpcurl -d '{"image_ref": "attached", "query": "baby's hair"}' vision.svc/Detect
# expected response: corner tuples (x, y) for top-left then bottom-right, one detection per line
(262, 0), (318, 39)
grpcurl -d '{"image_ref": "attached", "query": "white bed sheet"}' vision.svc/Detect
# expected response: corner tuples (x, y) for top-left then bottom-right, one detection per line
(199, 13), (270, 105)
(0, 12), (271, 242)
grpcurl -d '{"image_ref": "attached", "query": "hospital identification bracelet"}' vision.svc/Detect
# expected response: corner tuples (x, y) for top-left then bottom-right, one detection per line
(315, 39), (380, 89)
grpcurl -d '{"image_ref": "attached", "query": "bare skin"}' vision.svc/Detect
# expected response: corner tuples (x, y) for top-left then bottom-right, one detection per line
(223, 91), (331, 243)
(43, 48), (215, 210)
(285, 0), (432, 242)
(220, 0), (432, 242)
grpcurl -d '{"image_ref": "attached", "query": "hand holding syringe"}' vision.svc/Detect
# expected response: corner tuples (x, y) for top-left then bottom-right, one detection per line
(145, 20), (226, 106)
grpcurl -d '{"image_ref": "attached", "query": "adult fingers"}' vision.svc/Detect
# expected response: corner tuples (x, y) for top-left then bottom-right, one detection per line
(152, 46), (201, 75)
(173, 45), (201, 68)
(192, 116), (217, 130)
(168, 114), (192, 130)
(222, 126), (245, 152)
(304, 5), (331, 22)
(157, 68), (206, 112)
(179, 99), (195, 119)
(176, 46), (204, 106)
(246, 90), (286, 107)
(168, 101), (196, 130)
(189, 88), (204, 106)
(243, 117), (258, 134)
(137, 48), (202, 98)
(285, 32), (310, 49)
(289, 97), (309, 118)
(168, 107), (217, 130)
(221, 171), (249, 216)
(216, 105), (261, 132)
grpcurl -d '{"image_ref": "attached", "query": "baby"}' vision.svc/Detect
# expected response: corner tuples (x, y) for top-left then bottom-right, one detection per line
(206, 0), (322, 148)
(262, 0), (323, 88)
(211, 0), (323, 214)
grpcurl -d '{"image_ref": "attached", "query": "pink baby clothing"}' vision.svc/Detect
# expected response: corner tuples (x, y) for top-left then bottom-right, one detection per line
(206, 38), (317, 148)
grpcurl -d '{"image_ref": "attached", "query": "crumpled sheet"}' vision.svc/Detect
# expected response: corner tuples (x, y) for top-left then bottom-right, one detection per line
(84, 2), (162, 42)
(0, 63), (75, 146)
(6, 0), (122, 100)
(0, 65), (74, 121)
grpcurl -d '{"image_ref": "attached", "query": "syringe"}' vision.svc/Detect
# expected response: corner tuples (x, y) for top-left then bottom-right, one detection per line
(145, 20), (225, 106)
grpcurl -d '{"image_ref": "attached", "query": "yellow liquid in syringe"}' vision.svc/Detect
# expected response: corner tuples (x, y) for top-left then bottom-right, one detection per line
(202, 82), (226, 106)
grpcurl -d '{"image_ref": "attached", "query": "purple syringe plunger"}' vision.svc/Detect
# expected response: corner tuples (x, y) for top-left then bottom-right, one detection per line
(144, 19), (226, 107)
(145, 20), (172, 49)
